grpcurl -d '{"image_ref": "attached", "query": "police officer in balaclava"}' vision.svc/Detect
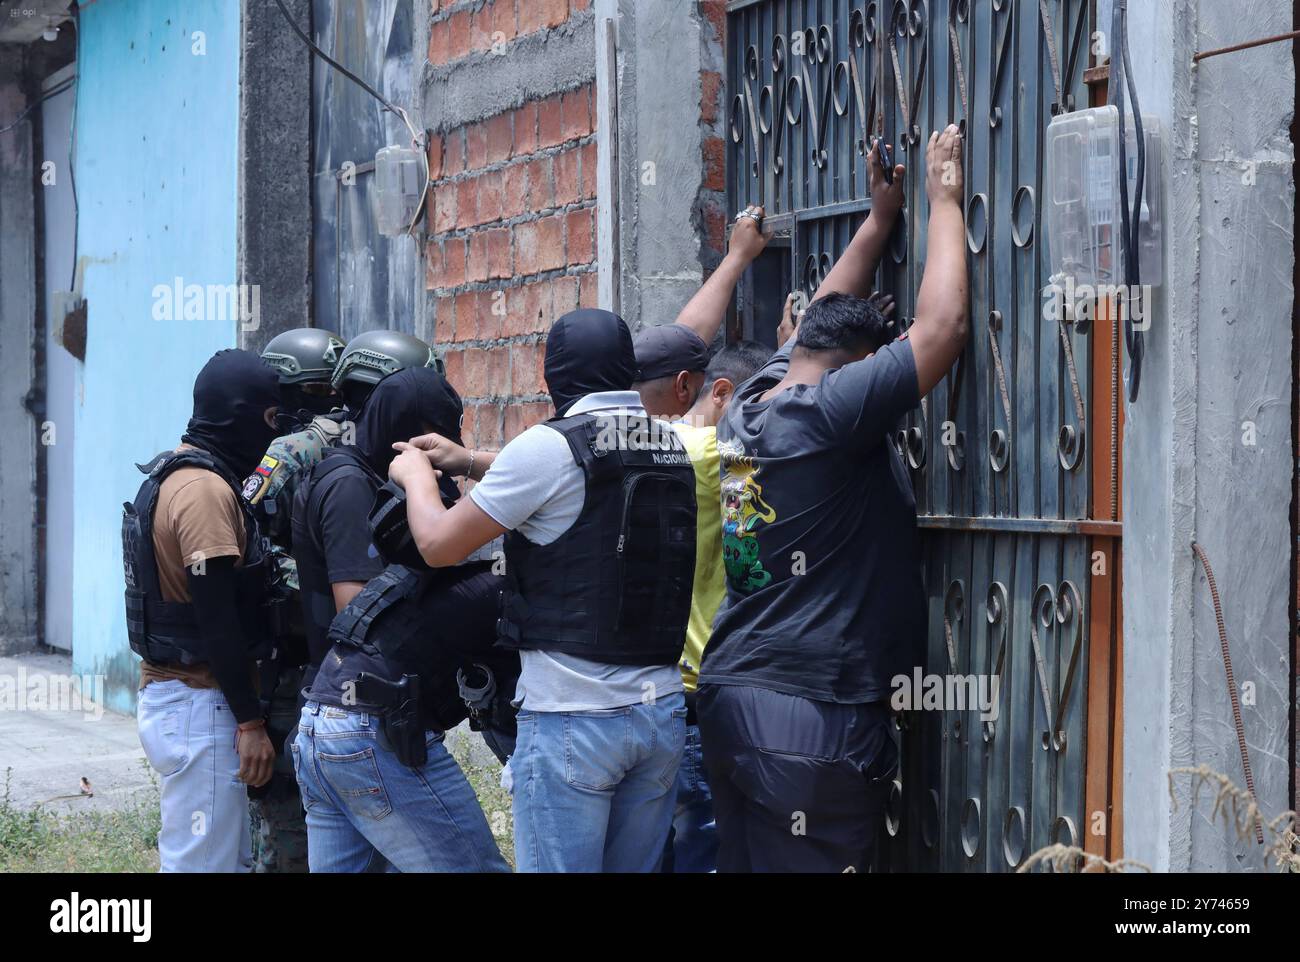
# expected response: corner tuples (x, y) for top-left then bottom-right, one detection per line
(287, 366), (508, 872)
(126, 349), (282, 873)
(386, 308), (697, 873)
(241, 328), (437, 873)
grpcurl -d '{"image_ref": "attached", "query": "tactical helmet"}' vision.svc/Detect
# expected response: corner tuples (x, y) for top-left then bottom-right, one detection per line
(332, 330), (442, 409)
(261, 328), (346, 386)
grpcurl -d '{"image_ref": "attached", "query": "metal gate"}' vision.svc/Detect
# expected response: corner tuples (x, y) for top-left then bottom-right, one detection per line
(725, 0), (1123, 870)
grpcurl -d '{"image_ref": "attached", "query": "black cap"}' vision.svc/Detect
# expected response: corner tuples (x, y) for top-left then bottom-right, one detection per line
(632, 325), (710, 382)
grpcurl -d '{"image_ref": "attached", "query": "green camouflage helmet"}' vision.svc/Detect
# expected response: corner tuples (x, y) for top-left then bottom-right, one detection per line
(331, 329), (443, 407)
(261, 328), (346, 386)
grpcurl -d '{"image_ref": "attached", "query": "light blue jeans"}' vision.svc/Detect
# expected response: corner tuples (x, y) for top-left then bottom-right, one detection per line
(510, 693), (687, 872)
(137, 679), (252, 873)
(291, 702), (509, 873)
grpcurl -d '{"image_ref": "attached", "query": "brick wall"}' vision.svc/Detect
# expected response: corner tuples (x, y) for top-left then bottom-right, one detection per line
(425, 0), (597, 451)
(422, 0), (724, 450)
(697, 0), (728, 273)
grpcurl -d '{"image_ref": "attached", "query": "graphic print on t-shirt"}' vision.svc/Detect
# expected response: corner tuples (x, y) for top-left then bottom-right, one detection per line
(718, 436), (775, 594)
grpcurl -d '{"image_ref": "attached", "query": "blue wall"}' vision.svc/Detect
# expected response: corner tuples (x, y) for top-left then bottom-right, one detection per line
(72, 0), (242, 712)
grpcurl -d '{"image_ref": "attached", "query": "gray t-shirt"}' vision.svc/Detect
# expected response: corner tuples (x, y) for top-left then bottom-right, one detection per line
(470, 391), (685, 712)
(703, 335), (925, 703)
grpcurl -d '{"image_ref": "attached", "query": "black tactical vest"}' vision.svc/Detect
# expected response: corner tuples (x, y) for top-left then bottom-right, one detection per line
(327, 562), (519, 734)
(497, 411), (697, 666)
(122, 449), (273, 666)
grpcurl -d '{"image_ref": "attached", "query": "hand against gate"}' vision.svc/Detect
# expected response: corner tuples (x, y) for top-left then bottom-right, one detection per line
(925, 124), (964, 209)
(728, 205), (771, 262)
(869, 142), (906, 224)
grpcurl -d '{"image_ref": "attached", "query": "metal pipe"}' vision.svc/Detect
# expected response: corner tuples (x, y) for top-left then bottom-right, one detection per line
(1193, 28), (1300, 64)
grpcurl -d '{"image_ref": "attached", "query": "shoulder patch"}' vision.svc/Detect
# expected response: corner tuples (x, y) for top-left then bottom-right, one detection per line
(242, 473), (267, 503)
(243, 455), (279, 504)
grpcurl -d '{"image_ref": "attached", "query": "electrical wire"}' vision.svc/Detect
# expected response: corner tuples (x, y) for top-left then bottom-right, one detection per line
(0, 77), (74, 134)
(271, 0), (429, 236)
(1120, 0), (1145, 402)
(1111, 0), (1144, 402)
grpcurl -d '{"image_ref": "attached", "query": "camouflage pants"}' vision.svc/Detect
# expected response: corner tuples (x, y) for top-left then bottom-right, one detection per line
(249, 775), (309, 873)
(249, 666), (309, 873)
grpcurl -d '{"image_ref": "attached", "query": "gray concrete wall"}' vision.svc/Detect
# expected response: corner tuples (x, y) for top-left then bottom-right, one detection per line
(1123, 0), (1294, 872)
(237, 0), (312, 351)
(0, 48), (40, 655)
(600, 0), (711, 332)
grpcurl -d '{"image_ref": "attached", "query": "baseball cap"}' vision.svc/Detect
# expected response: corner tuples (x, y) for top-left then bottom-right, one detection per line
(632, 325), (710, 382)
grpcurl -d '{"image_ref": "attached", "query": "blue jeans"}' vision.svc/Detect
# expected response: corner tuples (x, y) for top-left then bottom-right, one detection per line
(291, 702), (509, 873)
(660, 723), (717, 873)
(510, 694), (687, 872)
(137, 680), (251, 873)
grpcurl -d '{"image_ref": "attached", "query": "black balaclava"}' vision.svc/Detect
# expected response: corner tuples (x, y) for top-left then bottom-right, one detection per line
(353, 366), (464, 477)
(543, 309), (637, 416)
(182, 349), (282, 479)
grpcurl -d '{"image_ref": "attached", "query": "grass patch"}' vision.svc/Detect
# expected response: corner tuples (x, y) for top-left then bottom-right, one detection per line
(446, 728), (514, 867)
(0, 766), (161, 874)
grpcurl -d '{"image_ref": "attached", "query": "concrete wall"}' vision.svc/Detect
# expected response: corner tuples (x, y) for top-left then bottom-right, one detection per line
(0, 48), (39, 656)
(600, 0), (726, 334)
(71, 0), (243, 712)
(1123, 0), (1294, 871)
(237, 0), (312, 352)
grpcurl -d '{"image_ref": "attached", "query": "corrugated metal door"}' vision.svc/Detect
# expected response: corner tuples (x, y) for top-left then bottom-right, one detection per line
(726, 0), (1120, 870)
(311, 0), (420, 340)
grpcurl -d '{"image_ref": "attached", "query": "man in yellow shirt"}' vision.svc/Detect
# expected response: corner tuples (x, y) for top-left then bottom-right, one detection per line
(661, 341), (771, 872)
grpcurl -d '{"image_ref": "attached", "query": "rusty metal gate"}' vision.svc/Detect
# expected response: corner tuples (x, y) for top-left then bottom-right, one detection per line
(726, 0), (1123, 870)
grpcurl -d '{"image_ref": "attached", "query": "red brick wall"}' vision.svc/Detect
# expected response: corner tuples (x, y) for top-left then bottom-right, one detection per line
(424, 1), (724, 450)
(425, 0), (597, 451)
(698, 0), (728, 271)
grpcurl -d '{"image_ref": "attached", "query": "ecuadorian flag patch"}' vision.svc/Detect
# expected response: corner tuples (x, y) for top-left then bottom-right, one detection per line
(241, 455), (280, 504)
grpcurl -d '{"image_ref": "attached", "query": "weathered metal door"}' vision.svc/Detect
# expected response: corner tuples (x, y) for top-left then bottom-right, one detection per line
(726, 0), (1122, 870)
(311, 0), (421, 340)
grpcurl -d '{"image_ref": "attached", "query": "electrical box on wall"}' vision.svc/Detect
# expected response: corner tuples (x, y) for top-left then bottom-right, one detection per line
(1045, 105), (1164, 294)
(374, 144), (425, 237)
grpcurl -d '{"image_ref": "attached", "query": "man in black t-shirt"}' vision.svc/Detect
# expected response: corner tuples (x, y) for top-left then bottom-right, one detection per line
(288, 367), (507, 872)
(698, 127), (970, 872)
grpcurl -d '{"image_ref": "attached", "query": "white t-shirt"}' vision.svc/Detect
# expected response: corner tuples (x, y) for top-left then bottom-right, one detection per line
(469, 391), (685, 712)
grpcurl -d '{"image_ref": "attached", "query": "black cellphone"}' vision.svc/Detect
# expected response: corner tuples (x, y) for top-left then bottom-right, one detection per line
(874, 138), (894, 184)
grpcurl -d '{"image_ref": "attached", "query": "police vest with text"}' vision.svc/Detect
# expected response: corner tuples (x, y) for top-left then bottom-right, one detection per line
(498, 412), (697, 666)
(121, 449), (275, 666)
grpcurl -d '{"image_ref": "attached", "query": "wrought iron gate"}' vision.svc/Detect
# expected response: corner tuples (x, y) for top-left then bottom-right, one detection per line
(726, 0), (1122, 870)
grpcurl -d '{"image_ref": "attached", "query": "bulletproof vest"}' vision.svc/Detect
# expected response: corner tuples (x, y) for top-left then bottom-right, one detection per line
(498, 412), (697, 666)
(242, 412), (348, 547)
(122, 448), (274, 667)
(328, 562), (520, 734)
